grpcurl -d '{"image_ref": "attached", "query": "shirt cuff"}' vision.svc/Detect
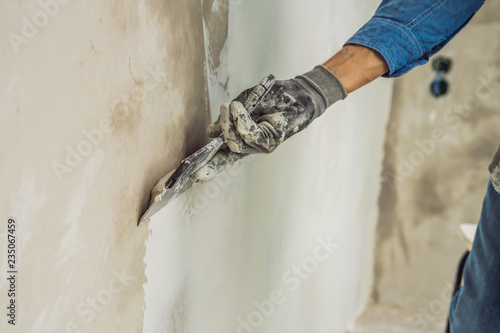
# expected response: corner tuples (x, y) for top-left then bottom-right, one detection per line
(345, 17), (425, 78)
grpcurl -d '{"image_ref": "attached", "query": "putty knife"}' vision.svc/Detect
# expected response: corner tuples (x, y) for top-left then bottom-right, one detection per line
(138, 75), (276, 226)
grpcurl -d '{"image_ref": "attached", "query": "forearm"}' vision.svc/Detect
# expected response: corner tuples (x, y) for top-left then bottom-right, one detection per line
(323, 45), (389, 94)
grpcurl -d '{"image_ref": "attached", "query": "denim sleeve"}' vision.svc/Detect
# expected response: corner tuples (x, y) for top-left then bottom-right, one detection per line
(345, 0), (485, 77)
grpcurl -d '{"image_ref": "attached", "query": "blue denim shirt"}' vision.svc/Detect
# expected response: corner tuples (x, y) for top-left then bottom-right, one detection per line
(346, 0), (485, 78)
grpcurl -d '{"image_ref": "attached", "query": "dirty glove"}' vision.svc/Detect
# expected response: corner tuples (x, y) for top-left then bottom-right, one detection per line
(191, 65), (347, 183)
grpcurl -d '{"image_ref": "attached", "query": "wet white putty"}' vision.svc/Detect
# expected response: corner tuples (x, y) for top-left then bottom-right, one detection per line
(143, 0), (393, 332)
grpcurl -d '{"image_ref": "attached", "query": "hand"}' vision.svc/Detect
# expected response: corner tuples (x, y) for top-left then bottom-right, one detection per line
(191, 65), (347, 183)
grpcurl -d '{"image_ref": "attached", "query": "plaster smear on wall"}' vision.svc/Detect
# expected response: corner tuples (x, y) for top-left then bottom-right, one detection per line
(0, 0), (208, 332)
(144, 1), (393, 333)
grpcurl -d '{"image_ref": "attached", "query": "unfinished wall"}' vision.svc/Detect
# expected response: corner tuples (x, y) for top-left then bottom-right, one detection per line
(352, 1), (500, 332)
(0, 0), (209, 332)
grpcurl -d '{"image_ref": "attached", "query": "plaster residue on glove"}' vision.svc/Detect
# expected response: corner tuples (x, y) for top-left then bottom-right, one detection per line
(220, 82), (316, 154)
(192, 67), (347, 184)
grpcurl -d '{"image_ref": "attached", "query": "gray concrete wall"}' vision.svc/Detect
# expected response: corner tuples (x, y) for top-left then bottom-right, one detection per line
(354, 1), (500, 332)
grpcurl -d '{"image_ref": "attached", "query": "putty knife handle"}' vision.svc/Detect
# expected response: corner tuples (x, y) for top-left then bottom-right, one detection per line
(243, 75), (276, 114)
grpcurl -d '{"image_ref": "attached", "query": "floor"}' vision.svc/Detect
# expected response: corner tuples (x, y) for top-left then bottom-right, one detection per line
(349, 304), (447, 333)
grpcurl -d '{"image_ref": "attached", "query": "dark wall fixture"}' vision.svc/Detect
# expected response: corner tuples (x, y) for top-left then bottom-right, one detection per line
(430, 57), (453, 98)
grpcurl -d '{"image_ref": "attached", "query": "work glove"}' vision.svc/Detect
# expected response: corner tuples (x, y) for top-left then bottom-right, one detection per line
(191, 65), (347, 183)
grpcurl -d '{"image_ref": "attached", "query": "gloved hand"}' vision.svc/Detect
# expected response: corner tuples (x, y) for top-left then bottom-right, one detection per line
(191, 65), (347, 183)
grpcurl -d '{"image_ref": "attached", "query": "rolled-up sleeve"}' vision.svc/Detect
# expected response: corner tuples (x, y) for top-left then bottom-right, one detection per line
(346, 0), (485, 77)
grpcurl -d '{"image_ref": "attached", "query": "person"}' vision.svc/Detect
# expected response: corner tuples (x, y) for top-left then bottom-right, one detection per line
(193, 0), (498, 331)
